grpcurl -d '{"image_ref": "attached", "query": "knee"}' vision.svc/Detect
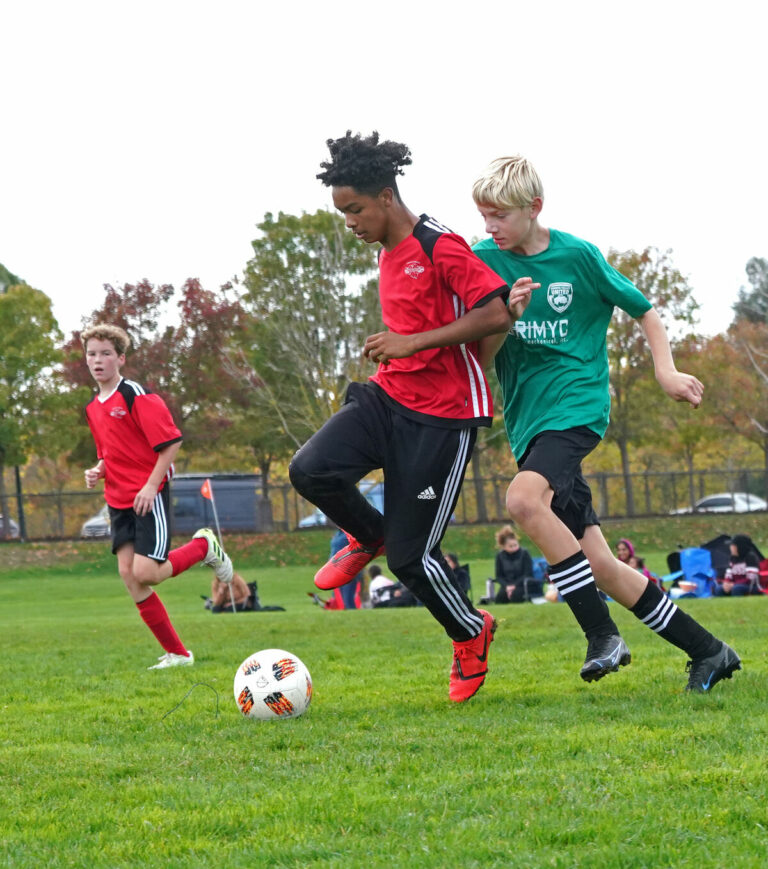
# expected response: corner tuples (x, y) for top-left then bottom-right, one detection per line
(505, 488), (540, 527)
(288, 453), (308, 492)
(288, 450), (320, 497)
(131, 562), (158, 587)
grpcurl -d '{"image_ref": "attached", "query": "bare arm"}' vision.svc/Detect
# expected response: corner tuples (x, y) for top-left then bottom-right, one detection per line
(134, 441), (182, 516)
(363, 296), (510, 364)
(638, 308), (703, 408)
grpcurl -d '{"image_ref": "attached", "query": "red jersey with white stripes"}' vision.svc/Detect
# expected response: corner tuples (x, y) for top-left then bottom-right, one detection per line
(85, 378), (182, 509)
(371, 214), (508, 428)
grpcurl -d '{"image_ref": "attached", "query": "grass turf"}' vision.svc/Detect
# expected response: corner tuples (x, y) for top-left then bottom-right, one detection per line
(2, 553), (768, 867)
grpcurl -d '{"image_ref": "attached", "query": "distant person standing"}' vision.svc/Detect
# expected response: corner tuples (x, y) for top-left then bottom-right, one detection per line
(82, 323), (234, 669)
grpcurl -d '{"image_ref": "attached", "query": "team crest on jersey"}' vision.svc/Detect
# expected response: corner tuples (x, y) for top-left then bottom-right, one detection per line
(547, 282), (573, 313)
(404, 261), (425, 279)
(109, 407), (127, 418)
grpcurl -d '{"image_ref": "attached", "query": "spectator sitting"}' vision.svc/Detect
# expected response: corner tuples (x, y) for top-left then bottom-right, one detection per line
(489, 525), (541, 604)
(369, 564), (420, 608)
(618, 538), (663, 587)
(208, 573), (285, 612)
(714, 534), (760, 596)
(445, 552), (471, 598)
(368, 564), (397, 607)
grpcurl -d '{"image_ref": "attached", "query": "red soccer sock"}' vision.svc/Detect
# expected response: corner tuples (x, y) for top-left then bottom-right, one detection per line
(136, 592), (188, 656)
(167, 537), (208, 577)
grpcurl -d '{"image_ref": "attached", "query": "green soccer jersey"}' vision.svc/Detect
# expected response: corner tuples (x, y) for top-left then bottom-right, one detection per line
(473, 229), (652, 460)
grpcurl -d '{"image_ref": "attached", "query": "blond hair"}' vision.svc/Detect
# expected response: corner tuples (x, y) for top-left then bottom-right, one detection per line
(472, 156), (544, 209)
(495, 524), (518, 548)
(80, 324), (131, 356)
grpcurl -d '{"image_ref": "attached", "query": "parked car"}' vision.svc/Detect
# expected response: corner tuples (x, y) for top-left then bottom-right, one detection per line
(80, 474), (266, 538)
(671, 492), (768, 515)
(80, 504), (111, 538)
(298, 508), (332, 528)
(297, 479), (384, 529)
(0, 515), (20, 539)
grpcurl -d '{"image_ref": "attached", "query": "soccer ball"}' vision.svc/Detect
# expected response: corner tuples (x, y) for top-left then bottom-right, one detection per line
(233, 648), (312, 721)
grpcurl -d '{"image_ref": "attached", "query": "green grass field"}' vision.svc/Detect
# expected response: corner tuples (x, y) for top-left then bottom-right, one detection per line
(2, 531), (768, 867)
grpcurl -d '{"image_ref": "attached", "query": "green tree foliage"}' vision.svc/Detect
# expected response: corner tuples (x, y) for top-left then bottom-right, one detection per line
(232, 210), (381, 449)
(604, 247), (700, 514)
(0, 263), (22, 293)
(0, 284), (66, 536)
(732, 257), (768, 324)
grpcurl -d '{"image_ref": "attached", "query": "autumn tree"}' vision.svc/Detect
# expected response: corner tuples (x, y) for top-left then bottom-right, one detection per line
(654, 334), (724, 508)
(604, 247), (700, 514)
(703, 321), (768, 496)
(231, 210), (381, 450)
(61, 278), (250, 471)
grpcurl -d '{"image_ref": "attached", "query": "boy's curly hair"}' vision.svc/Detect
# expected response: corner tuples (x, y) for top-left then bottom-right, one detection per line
(317, 131), (412, 198)
(80, 323), (131, 356)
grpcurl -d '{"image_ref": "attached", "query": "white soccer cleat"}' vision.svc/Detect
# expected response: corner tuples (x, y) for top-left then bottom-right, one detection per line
(193, 528), (234, 583)
(148, 651), (195, 670)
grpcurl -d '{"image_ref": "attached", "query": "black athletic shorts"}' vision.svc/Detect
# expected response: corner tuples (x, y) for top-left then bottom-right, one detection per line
(517, 426), (601, 540)
(109, 485), (172, 562)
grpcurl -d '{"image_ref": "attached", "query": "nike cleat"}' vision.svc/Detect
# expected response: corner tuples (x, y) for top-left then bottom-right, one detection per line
(314, 532), (384, 591)
(449, 609), (497, 702)
(580, 634), (631, 682)
(686, 642), (741, 692)
(193, 528), (234, 583)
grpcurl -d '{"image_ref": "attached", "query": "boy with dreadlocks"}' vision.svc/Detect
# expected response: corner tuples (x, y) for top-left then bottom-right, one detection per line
(289, 132), (536, 702)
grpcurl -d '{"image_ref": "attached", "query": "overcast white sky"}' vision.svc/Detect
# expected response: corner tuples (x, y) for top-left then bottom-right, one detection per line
(1, 1), (765, 338)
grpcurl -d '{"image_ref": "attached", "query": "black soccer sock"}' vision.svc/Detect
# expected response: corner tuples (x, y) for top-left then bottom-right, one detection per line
(630, 580), (721, 660)
(548, 551), (618, 639)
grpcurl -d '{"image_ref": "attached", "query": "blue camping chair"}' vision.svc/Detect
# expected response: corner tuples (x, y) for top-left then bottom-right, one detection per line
(667, 547), (715, 598)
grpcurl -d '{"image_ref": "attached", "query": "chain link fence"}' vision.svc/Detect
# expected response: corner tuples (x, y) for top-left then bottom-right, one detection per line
(2, 466), (766, 542)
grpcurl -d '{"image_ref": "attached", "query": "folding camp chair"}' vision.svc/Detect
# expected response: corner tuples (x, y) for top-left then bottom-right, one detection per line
(669, 547), (715, 598)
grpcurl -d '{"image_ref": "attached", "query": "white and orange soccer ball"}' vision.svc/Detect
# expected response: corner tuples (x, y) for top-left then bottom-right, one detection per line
(233, 648), (313, 721)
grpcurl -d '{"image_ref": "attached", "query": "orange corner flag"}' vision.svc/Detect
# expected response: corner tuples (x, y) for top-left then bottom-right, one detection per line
(200, 478), (213, 500)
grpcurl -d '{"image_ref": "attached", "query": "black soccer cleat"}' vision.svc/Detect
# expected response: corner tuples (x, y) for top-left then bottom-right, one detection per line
(580, 634), (632, 682)
(685, 642), (741, 693)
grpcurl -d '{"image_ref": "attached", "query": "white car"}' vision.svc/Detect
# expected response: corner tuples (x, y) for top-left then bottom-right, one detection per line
(80, 505), (111, 538)
(297, 480), (384, 529)
(0, 515), (20, 539)
(672, 492), (768, 515)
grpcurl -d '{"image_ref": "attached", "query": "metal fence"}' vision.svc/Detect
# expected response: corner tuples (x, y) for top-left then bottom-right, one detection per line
(2, 466), (767, 543)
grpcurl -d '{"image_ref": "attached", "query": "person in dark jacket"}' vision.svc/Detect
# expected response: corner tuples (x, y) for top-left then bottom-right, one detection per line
(714, 534), (761, 596)
(491, 525), (540, 603)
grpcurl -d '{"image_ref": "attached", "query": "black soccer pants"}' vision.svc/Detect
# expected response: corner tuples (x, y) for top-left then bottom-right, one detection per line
(289, 382), (484, 641)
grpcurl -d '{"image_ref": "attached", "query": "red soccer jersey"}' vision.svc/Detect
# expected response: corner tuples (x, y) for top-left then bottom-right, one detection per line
(371, 214), (508, 427)
(85, 378), (182, 509)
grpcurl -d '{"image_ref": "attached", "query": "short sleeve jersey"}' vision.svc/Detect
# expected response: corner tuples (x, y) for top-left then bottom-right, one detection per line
(371, 214), (508, 428)
(85, 378), (183, 509)
(473, 229), (652, 458)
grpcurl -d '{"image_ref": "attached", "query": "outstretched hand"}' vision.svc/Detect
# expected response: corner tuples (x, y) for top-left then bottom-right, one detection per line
(508, 276), (540, 321)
